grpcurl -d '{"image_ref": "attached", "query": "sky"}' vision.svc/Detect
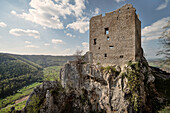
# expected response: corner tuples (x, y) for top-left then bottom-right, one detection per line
(0, 0), (169, 60)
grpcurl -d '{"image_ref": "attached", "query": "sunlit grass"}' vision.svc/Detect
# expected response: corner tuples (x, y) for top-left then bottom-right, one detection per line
(0, 82), (42, 111)
(43, 66), (63, 81)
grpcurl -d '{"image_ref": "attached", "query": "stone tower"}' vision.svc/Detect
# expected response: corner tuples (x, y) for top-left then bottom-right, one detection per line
(89, 4), (142, 66)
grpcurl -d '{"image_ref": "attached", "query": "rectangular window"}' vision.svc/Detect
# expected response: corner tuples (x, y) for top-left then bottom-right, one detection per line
(105, 28), (109, 35)
(107, 36), (110, 40)
(94, 39), (96, 45)
(120, 55), (123, 58)
(109, 46), (114, 49)
(104, 53), (107, 57)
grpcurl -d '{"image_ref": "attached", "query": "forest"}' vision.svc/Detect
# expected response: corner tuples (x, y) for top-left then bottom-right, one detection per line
(0, 53), (74, 99)
(0, 53), (169, 112)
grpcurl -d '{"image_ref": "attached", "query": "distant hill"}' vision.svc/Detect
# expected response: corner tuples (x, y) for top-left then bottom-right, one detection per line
(15, 55), (75, 68)
(0, 53), (43, 98)
(148, 59), (170, 72)
(0, 53), (75, 98)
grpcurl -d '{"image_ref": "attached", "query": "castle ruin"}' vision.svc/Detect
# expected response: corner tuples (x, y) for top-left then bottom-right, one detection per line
(89, 4), (142, 66)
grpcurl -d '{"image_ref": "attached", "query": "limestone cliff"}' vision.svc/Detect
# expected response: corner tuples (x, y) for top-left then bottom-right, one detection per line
(16, 57), (169, 113)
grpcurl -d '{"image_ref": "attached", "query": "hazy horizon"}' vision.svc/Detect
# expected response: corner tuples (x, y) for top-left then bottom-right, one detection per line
(0, 0), (169, 60)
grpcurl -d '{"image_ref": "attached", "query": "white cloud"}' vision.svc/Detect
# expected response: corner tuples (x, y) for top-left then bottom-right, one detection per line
(142, 17), (170, 42)
(52, 39), (63, 44)
(25, 45), (39, 48)
(90, 8), (100, 16)
(115, 0), (126, 3)
(66, 18), (89, 33)
(44, 43), (50, 46)
(9, 28), (40, 39)
(82, 42), (89, 52)
(11, 10), (17, 15)
(0, 22), (7, 27)
(25, 41), (31, 44)
(11, 0), (86, 29)
(156, 0), (169, 10)
(94, 8), (100, 15)
(66, 33), (76, 38)
(64, 48), (71, 53)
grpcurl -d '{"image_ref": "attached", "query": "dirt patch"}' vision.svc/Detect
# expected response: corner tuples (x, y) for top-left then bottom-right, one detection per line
(15, 96), (29, 104)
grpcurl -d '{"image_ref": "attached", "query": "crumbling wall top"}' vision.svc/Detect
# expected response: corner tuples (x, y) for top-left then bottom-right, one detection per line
(90, 4), (136, 21)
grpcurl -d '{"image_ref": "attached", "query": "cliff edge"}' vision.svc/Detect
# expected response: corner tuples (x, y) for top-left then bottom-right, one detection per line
(14, 55), (170, 113)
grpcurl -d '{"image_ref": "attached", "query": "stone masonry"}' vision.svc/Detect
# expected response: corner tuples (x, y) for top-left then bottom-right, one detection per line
(89, 4), (142, 66)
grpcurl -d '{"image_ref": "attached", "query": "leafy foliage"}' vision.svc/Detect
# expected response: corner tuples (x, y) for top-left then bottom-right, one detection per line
(157, 19), (170, 61)
(0, 53), (75, 112)
(0, 82), (41, 109)
(43, 66), (63, 81)
(126, 61), (141, 112)
(26, 95), (41, 113)
(155, 77), (170, 100)
(18, 54), (75, 67)
(0, 53), (43, 98)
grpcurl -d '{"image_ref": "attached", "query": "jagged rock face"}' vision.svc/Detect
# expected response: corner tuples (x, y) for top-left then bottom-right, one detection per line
(60, 62), (130, 113)
(59, 56), (159, 113)
(20, 57), (166, 113)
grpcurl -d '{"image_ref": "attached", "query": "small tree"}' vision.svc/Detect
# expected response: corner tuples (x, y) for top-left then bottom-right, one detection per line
(157, 19), (170, 62)
(74, 50), (84, 63)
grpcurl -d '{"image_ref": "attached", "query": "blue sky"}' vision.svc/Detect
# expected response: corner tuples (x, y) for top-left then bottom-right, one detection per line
(0, 0), (169, 60)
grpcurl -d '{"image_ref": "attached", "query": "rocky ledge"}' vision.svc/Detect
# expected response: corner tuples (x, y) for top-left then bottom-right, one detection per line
(14, 57), (169, 113)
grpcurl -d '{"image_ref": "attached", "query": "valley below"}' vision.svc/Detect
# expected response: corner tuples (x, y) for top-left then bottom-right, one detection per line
(0, 53), (169, 113)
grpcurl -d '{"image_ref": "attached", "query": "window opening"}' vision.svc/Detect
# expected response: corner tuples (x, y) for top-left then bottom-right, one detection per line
(98, 47), (100, 49)
(107, 36), (110, 40)
(94, 39), (96, 45)
(120, 55), (123, 58)
(109, 46), (114, 49)
(117, 17), (118, 20)
(105, 28), (109, 35)
(104, 53), (107, 57)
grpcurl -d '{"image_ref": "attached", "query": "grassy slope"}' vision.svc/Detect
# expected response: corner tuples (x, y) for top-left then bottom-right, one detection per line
(148, 59), (170, 112)
(0, 53), (43, 98)
(0, 65), (63, 112)
(0, 82), (42, 113)
(43, 66), (63, 81)
(18, 55), (75, 68)
(0, 53), (69, 112)
(0, 53), (169, 112)
(148, 59), (170, 72)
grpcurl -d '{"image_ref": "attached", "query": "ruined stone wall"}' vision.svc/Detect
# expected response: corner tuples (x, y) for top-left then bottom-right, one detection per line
(135, 14), (142, 61)
(89, 4), (141, 66)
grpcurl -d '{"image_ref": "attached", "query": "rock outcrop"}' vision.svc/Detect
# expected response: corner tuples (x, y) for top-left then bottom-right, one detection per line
(15, 56), (170, 113)
(59, 56), (156, 113)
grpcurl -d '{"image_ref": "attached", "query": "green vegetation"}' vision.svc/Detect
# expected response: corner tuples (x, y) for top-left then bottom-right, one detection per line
(26, 95), (41, 113)
(148, 59), (170, 72)
(101, 66), (116, 72)
(43, 66), (63, 81)
(159, 106), (170, 112)
(0, 82), (41, 110)
(0, 100), (27, 113)
(0, 53), (71, 111)
(18, 55), (75, 68)
(0, 53), (43, 98)
(155, 77), (170, 105)
(155, 77), (170, 98)
(125, 61), (141, 112)
(0, 82), (42, 113)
